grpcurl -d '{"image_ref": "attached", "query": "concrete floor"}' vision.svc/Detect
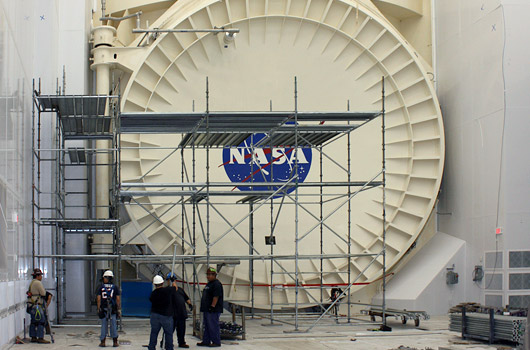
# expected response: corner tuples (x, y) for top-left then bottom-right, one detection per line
(9, 315), (517, 350)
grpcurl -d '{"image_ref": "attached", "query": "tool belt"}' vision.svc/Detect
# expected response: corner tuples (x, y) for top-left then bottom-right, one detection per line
(98, 299), (117, 319)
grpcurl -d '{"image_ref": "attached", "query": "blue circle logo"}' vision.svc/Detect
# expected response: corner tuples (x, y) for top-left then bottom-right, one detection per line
(221, 133), (312, 195)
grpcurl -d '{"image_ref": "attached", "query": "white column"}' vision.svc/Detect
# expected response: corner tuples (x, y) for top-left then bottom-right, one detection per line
(91, 25), (116, 272)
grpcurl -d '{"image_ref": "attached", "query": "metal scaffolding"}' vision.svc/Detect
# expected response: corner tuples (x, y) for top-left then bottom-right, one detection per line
(32, 76), (387, 332)
(117, 77), (387, 331)
(32, 79), (121, 322)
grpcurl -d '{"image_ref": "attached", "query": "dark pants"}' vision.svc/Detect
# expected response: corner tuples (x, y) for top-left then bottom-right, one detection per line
(202, 312), (221, 346)
(149, 313), (174, 350)
(29, 305), (46, 339)
(173, 318), (186, 345)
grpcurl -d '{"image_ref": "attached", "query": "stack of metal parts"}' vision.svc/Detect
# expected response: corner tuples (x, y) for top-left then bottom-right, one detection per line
(449, 311), (526, 346)
(449, 302), (482, 314)
(219, 321), (245, 338)
(194, 320), (245, 339)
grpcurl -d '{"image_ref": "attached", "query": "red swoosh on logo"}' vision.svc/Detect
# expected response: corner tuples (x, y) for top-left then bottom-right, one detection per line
(232, 148), (295, 191)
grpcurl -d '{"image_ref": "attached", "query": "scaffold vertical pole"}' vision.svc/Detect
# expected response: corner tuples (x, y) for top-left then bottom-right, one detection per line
(381, 76), (388, 330)
(319, 140), (323, 307)
(191, 99), (198, 307)
(294, 76), (299, 331)
(206, 77), (210, 269)
(269, 139), (275, 325)
(347, 99), (351, 323)
(37, 79), (42, 267)
(249, 201), (254, 317)
(117, 92), (123, 331)
(31, 81), (36, 269)
(181, 141), (186, 285)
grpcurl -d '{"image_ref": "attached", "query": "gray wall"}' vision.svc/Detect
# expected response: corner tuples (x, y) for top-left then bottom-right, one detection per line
(1, 1), (41, 344)
(435, 0), (530, 308)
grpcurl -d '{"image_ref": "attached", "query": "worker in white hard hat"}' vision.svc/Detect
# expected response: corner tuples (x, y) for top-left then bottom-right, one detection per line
(96, 270), (121, 347)
(148, 275), (175, 350)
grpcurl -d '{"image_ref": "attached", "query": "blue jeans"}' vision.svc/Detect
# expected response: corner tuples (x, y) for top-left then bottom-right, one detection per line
(100, 313), (118, 341)
(148, 313), (174, 350)
(202, 312), (221, 345)
(29, 305), (46, 338)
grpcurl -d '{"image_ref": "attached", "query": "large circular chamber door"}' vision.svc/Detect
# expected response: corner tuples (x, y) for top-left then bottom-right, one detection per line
(118, 0), (444, 309)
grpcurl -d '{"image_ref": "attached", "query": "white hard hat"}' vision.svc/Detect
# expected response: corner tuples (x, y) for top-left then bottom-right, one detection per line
(103, 270), (114, 278)
(153, 275), (164, 285)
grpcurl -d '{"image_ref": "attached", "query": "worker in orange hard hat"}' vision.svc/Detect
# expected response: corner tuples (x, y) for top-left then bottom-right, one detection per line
(27, 268), (51, 344)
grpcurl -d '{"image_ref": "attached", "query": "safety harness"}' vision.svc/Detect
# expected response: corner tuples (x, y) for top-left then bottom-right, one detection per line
(26, 280), (45, 312)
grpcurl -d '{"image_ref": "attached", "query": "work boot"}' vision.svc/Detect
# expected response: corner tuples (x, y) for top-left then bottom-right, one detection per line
(99, 339), (106, 347)
(209, 344), (221, 348)
(37, 338), (50, 344)
(179, 344), (190, 348)
(30, 337), (37, 343)
(113, 338), (119, 347)
(197, 342), (210, 347)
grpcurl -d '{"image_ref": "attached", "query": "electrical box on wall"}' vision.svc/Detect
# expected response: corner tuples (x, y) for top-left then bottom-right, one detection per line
(472, 265), (484, 281)
(446, 266), (459, 285)
(265, 236), (276, 245)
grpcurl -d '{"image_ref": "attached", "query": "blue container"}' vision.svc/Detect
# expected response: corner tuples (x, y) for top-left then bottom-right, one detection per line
(121, 281), (152, 317)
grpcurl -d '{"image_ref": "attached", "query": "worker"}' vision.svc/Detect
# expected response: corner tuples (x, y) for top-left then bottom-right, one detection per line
(166, 273), (193, 348)
(148, 275), (174, 350)
(197, 267), (223, 347)
(96, 270), (121, 347)
(27, 268), (51, 344)
(330, 287), (343, 316)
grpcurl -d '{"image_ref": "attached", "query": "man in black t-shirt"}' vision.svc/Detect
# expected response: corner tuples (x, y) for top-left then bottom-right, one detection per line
(148, 275), (174, 350)
(197, 267), (223, 347)
(166, 273), (192, 348)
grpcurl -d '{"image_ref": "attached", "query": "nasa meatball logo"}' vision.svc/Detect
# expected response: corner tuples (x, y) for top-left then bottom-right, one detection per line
(221, 133), (312, 195)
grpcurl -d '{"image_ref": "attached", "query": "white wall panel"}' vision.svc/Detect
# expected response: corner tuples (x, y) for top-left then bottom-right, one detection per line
(6, 282), (14, 310)
(7, 313), (14, 345)
(0, 317), (7, 347)
(0, 282), (6, 310)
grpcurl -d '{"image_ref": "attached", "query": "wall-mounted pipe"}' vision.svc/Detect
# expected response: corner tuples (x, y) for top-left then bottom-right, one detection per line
(132, 27), (239, 34)
(100, 11), (143, 29)
(133, 27), (240, 47)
